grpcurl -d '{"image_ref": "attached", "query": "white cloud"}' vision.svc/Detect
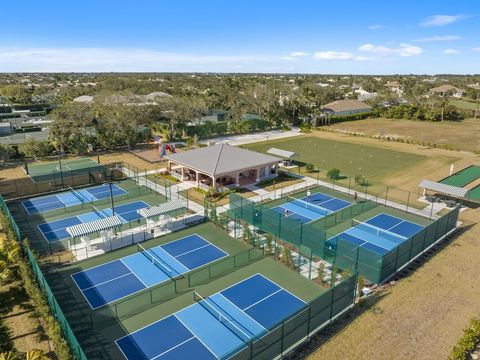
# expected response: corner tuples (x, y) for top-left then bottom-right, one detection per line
(313, 51), (353, 60)
(413, 35), (460, 42)
(419, 15), (467, 27)
(359, 43), (423, 57)
(443, 48), (460, 55)
(473, 47), (480, 52)
(0, 47), (298, 72)
(313, 51), (372, 62)
(368, 24), (384, 30)
(290, 51), (310, 57)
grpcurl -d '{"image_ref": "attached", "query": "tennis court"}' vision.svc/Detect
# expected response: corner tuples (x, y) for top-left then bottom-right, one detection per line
(22, 183), (127, 215)
(26, 157), (106, 182)
(72, 234), (228, 309)
(37, 200), (149, 243)
(116, 274), (307, 360)
(272, 192), (351, 223)
(328, 213), (425, 255)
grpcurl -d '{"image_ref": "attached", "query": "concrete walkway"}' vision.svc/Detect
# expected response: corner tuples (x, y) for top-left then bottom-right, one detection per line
(200, 127), (302, 146)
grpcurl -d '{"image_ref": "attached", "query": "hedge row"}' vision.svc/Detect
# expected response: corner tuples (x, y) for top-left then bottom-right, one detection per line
(0, 212), (72, 359)
(450, 318), (480, 360)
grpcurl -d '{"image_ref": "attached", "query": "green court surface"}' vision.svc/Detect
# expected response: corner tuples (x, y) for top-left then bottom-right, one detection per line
(440, 165), (480, 187)
(244, 136), (424, 177)
(27, 157), (104, 182)
(468, 185), (480, 200)
(39, 222), (325, 359)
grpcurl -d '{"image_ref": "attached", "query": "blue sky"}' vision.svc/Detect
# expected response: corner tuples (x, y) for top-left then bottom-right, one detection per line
(1, 0), (479, 73)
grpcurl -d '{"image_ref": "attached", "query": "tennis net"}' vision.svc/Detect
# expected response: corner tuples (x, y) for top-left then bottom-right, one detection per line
(351, 219), (407, 243)
(91, 205), (108, 219)
(136, 243), (174, 278)
(69, 186), (87, 203)
(287, 196), (331, 216)
(194, 291), (250, 342)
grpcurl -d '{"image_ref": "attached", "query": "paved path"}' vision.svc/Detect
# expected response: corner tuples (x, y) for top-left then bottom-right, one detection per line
(200, 127), (302, 146)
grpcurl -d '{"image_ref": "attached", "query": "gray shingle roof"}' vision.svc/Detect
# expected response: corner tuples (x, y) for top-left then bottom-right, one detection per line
(321, 100), (372, 113)
(165, 144), (280, 176)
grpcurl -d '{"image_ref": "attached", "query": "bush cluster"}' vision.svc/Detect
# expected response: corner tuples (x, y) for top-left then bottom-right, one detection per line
(450, 318), (480, 360)
(0, 212), (72, 359)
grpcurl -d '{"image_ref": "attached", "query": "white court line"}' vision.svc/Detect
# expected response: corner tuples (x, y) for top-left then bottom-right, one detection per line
(243, 289), (283, 311)
(78, 272), (133, 292)
(150, 336), (196, 360)
(173, 244), (211, 258)
(217, 293), (266, 331)
(173, 315), (219, 358)
(120, 259), (148, 288)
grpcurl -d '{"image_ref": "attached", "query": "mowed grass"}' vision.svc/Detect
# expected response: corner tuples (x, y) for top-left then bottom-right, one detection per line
(244, 136), (424, 178)
(450, 99), (480, 111)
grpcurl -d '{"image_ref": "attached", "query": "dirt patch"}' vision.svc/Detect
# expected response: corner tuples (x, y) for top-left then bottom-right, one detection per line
(1, 279), (51, 354)
(329, 117), (480, 153)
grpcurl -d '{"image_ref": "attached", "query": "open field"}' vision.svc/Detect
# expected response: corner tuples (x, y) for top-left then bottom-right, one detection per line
(244, 131), (477, 208)
(244, 135), (424, 178)
(450, 99), (480, 111)
(307, 207), (480, 360)
(329, 117), (480, 153)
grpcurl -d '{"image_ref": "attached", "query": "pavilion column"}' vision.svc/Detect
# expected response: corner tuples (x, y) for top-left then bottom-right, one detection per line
(235, 173), (240, 187)
(255, 168), (260, 182)
(181, 167), (185, 180)
(167, 161), (172, 172)
(196, 172), (199, 186)
(212, 175), (216, 188)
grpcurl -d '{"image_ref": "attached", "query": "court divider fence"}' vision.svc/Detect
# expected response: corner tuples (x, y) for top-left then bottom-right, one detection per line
(88, 246), (265, 327)
(0, 193), (87, 360)
(224, 193), (460, 284)
(228, 273), (356, 360)
(25, 247), (88, 360)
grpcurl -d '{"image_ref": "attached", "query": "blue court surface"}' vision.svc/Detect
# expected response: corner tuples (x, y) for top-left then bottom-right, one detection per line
(272, 192), (351, 224)
(72, 234), (228, 309)
(328, 213), (425, 255)
(37, 201), (148, 243)
(22, 183), (127, 215)
(116, 274), (307, 360)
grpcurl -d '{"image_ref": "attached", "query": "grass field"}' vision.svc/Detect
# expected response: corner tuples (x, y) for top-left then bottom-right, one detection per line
(329, 117), (480, 153)
(244, 136), (424, 178)
(450, 99), (480, 111)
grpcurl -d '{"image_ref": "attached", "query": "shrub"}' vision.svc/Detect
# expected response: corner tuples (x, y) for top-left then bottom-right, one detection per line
(305, 163), (314, 172)
(354, 174), (370, 186)
(450, 318), (480, 360)
(327, 168), (341, 180)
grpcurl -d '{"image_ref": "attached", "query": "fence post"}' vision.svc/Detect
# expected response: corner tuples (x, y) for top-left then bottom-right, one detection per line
(384, 186), (389, 206)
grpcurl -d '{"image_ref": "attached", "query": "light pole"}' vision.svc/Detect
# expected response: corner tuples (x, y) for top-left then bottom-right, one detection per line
(58, 151), (65, 188)
(109, 182), (115, 216)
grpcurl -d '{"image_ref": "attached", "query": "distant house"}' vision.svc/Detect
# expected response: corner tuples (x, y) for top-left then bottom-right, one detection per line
(321, 100), (372, 116)
(353, 89), (378, 102)
(467, 83), (480, 90)
(429, 85), (465, 98)
(385, 81), (403, 95)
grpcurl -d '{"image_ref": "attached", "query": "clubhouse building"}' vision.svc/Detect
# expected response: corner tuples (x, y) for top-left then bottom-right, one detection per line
(165, 143), (280, 189)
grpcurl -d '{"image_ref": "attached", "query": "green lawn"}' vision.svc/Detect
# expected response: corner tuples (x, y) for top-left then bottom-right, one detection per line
(450, 99), (480, 111)
(244, 136), (424, 178)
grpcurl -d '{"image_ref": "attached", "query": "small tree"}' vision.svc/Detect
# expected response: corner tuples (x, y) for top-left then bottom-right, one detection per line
(305, 163), (314, 172)
(357, 275), (366, 300)
(282, 248), (294, 269)
(354, 174), (370, 186)
(327, 168), (340, 180)
(317, 262), (325, 282)
(0, 144), (15, 164)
